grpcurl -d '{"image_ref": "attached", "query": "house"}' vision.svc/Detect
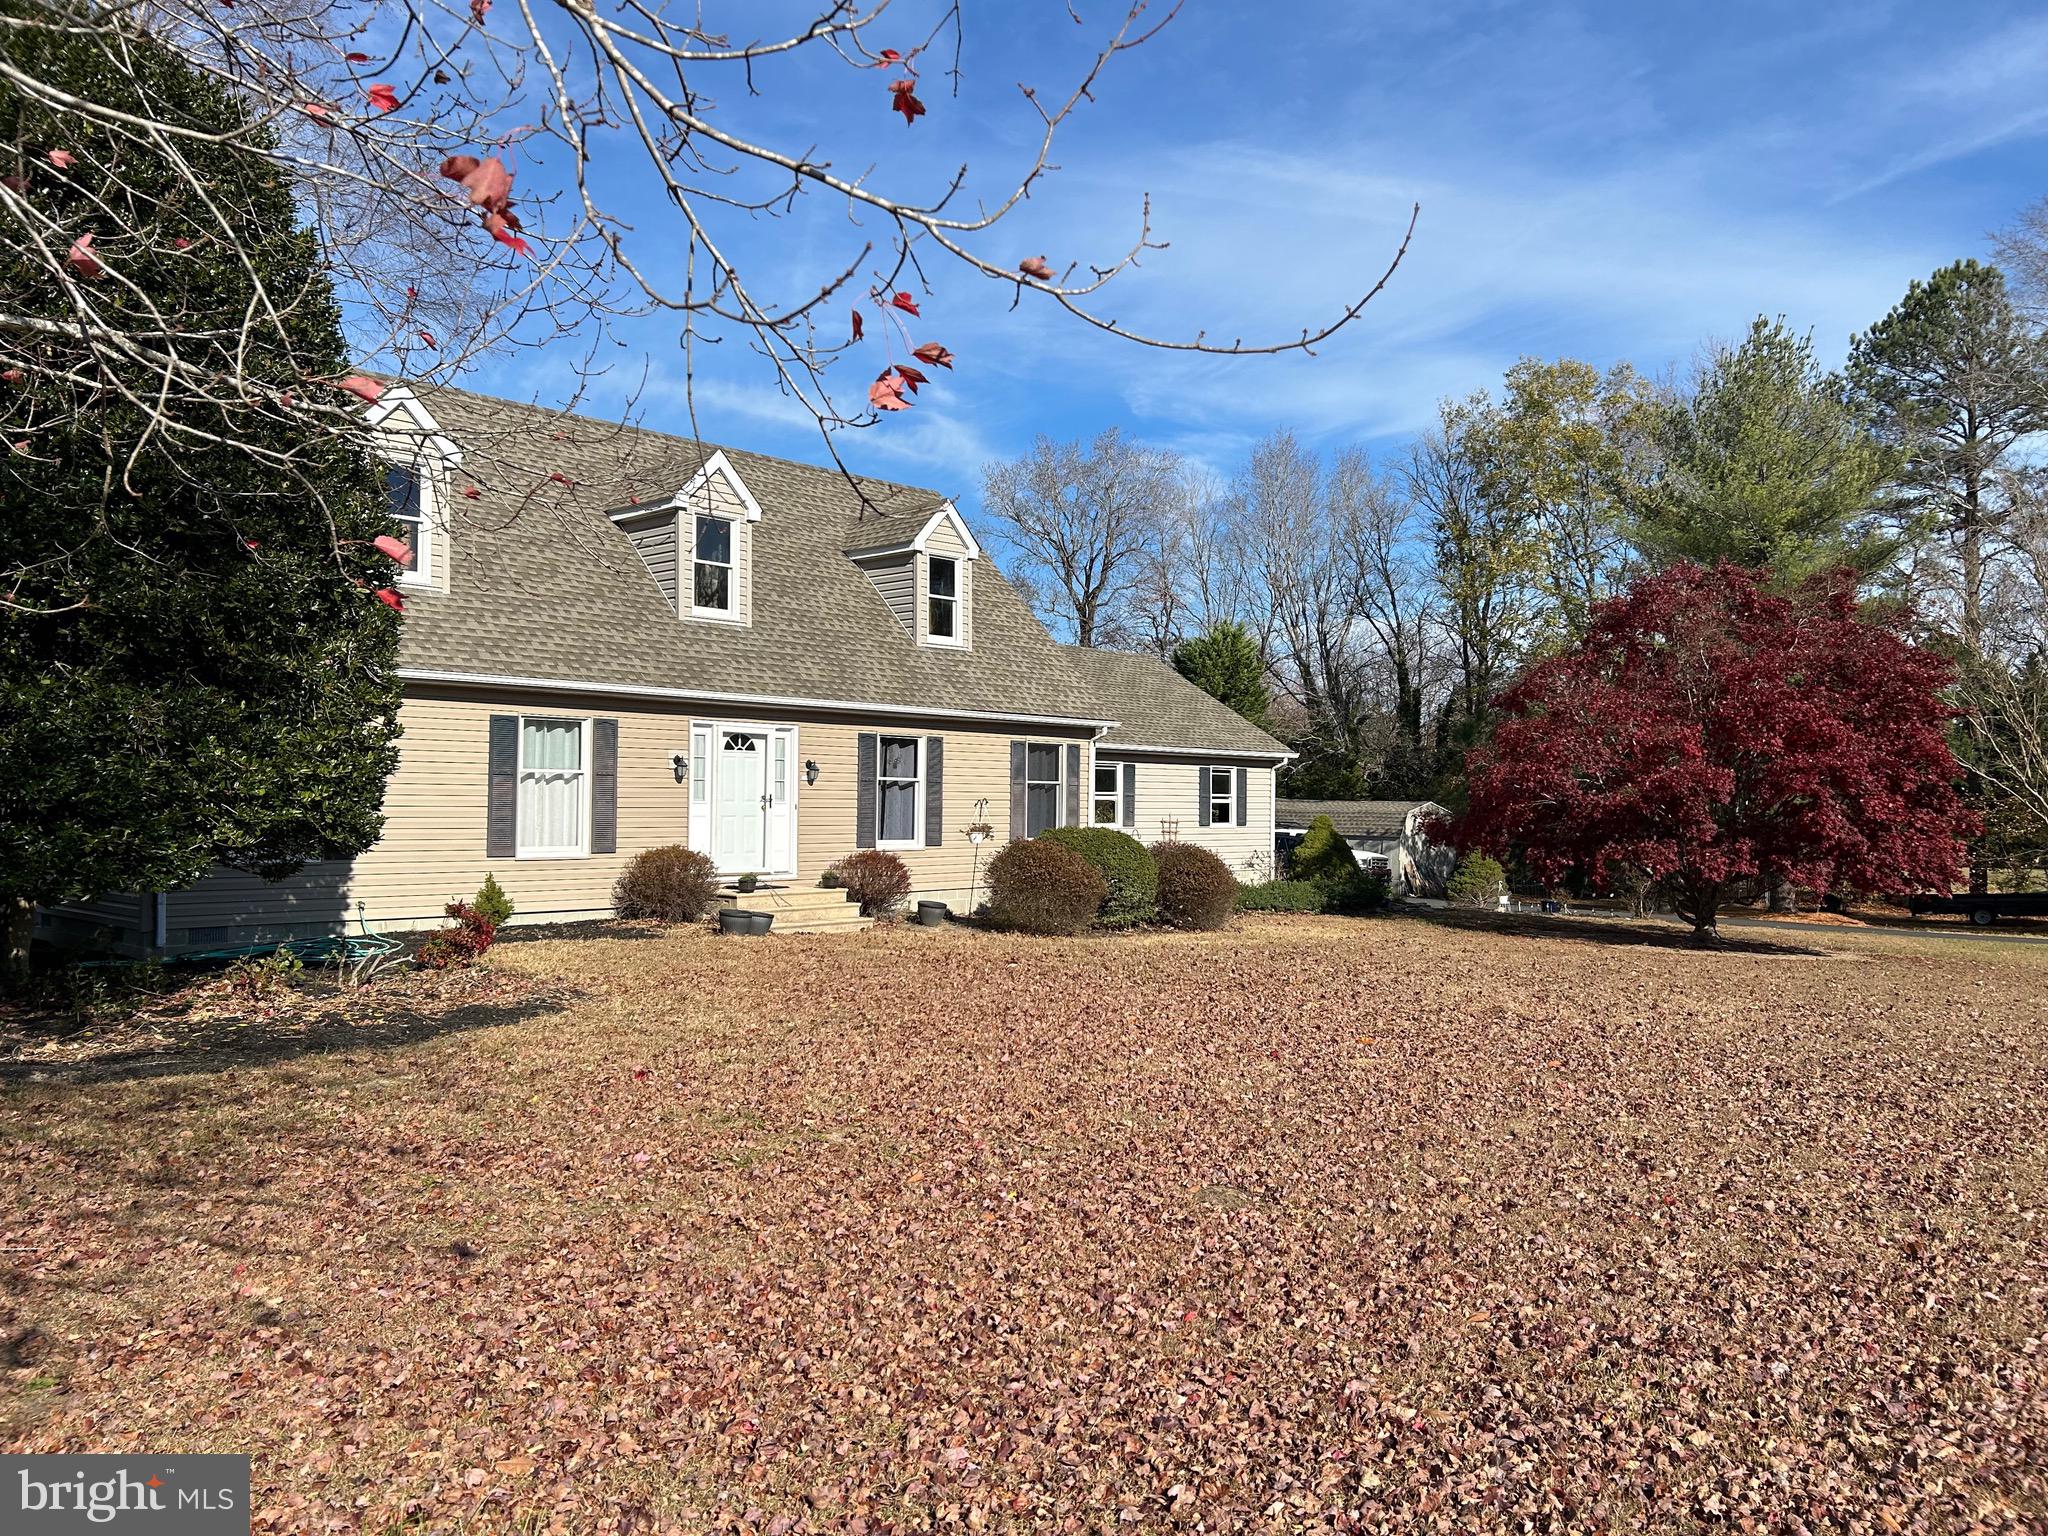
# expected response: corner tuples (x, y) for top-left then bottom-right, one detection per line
(41, 386), (1292, 954)
(1275, 798), (1454, 897)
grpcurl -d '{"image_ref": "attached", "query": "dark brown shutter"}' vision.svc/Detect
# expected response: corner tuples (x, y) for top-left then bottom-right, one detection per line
(1235, 766), (1249, 828)
(924, 735), (944, 847)
(487, 715), (518, 857)
(1009, 740), (1028, 839)
(1065, 743), (1081, 827)
(856, 732), (878, 850)
(1197, 764), (1212, 827)
(1121, 761), (1136, 829)
(591, 718), (619, 854)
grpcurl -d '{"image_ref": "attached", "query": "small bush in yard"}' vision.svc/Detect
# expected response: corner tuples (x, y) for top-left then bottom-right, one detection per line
(1039, 826), (1158, 927)
(1324, 865), (1391, 913)
(1447, 852), (1507, 906)
(415, 900), (497, 969)
(1236, 879), (1326, 913)
(827, 849), (912, 916)
(472, 872), (514, 928)
(987, 838), (1106, 935)
(1289, 815), (1360, 886)
(1152, 841), (1237, 930)
(613, 845), (720, 923)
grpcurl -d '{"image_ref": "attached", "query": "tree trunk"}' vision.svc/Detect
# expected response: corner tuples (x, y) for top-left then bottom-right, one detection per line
(3, 897), (34, 994)
(1766, 875), (1797, 913)
(1670, 880), (1721, 946)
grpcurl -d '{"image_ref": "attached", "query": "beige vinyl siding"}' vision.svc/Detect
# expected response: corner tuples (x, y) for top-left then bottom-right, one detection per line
(150, 686), (1094, 946)
(38, 892), (152, 957)
(618, 509), (679, 608)
(857, 552), (916, 634)
(1094, 749), (1278, 882)
(917, 522), (973, 648)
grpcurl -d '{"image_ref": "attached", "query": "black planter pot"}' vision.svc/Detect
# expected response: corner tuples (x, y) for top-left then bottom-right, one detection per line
(915, 900), (949, 927)
(716, 908), (751, 935)
(746, 910), (775, 935)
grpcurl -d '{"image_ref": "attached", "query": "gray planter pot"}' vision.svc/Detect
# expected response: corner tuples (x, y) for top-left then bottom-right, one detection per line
(915, 900), (949, 927)
(745, 910), (775, 935)
(716, 908), (751, 935)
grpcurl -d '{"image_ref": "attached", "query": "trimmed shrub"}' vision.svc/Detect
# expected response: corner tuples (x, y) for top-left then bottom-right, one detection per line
(416, 900), (498, 969)
(1236, 879), (1326, 913)
(613, 845), (720, 923)
(1324, 865), (1392, 913)
(472, 871), (514, 928)
(1152, 841), (1237, 930)
(987, 838), (1106, 936)
(1038, 826), (1158, 927)
(1446, 852), (1507, 907)
(826, 849), (912, 916)
(1289, 815), (1360, 886)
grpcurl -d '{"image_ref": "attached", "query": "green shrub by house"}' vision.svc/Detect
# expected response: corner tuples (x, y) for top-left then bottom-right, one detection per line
(987, 838), (1106, 936)
(1038, 827), (1158, 927)
(1446, 853), (1507, 906)
(1289, 815), (1360, 886)
(472, 872), (515, 928)
(1151, 841), (1237, 930)
(613, 846), (720, 923)
(1236, 880), (1328, 913)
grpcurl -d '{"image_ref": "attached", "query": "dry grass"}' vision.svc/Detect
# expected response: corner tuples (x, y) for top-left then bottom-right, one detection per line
(3, 914), (2046, 1533)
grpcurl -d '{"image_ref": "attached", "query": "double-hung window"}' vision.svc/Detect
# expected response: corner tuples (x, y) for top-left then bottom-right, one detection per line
(385, 466), (430, 585)
(1093, 762), (1122, 826)
(693, 515), (733, 615)
(1026, 743), (1062, 837)
(877, 735), (922, 846)
(518, 718), (588, 857)
(927, 555), (960, 643)
(1207, 766), (1235, 827)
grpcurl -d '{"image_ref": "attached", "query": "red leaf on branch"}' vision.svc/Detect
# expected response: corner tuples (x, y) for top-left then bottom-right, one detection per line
(345, 51), (371, 63)
(1019, 255), (1054, 281)
(439, 154), (481, 182)
(46, 150), (74, 170)
(173, 236), (192, 249)
(457, 157), (513, 214)
(1, 370), (23, 384)
(912, 342), (954, 369)
(373, 534), (415, 564)
(418, 330), (437, 347)
(461, 484), (481, 499)
(851, 309), (864, 342)
(895, 363), (929, 392)
(869, 371), (911, 413)
(335, 375), (384, 403)
(890, 81), (926, 124)
(876, 48), (903, 64)
(470, 0), (491, 23)
(889, 291), (919, 316)
(367, 84), (401, 114)
(300, 102), (332, 122)
(65, 232), (103, 279)
(484, 211), (530, 256)
(374, 587), (405, 612)
(548, 471), (572, 485)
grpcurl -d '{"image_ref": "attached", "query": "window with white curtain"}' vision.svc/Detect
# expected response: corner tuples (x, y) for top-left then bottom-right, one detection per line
(1026, 743), (1061, 837)
(878, 735), (921, 846)
(518, 717), (587, 856)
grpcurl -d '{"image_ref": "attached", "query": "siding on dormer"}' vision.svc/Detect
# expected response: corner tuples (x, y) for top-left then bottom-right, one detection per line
(618, 509), (680, 609)
(858, 552), (917, 635)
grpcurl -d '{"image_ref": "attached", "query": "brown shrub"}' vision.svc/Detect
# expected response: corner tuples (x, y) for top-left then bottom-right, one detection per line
(987, 838), (1106, 936)
(826, 849), (913, 916)
(613, 845), (720, 923)
(1151, 841), (1238, 930)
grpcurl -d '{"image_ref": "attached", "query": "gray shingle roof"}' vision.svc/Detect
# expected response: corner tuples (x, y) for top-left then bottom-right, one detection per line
(390, 386), (1106, 722)
(1276, 799), (1441, 839)
(1061, 646), (1290, 757)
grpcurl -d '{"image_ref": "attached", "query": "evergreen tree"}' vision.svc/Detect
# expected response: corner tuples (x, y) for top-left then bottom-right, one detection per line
(1170, 621), (1271, 726)
(0, 13), (403, 985)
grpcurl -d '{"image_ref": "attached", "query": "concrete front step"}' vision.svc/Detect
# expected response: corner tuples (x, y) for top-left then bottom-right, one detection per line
(716, 885), (873, 934)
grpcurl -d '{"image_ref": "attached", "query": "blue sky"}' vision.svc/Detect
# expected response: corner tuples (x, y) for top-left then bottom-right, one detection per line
(469, 1), (2048, 505)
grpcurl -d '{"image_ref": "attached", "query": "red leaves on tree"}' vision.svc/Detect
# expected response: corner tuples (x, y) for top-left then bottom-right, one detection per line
(483, 211), (529, 255)
(373, 534), (414, 564)
(1018, 255), (1054, 281)
(869, 370), (911, 412)
(1455, 563), (1975, 933)
(373, 587), (404, 611)
(912, 342), (954, 369)
(890, 79), (926, 125)
(46, 150), (74, 170)
(300, 101), (332, 123)
(888, 291), (919, 316)
(461, 484), (481, 499)
(876, 48), (903, 65)
(335, 375), (385, 403)
(367, 83), (401, 114)
(470, 0), (491, 24)
(894, 363), (929, 393)
(345, 51), (371, 63)
(65, 233), (102, 279)
(441, 155), (527, 255)
(418, 330), (437, 347)
(850, 309), (864, 343)
(1, 369), (23, 385)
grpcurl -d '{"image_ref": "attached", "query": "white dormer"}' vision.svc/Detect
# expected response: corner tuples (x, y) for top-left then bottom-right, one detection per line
(611, 449), (760, 626)
(366, 386), (463, 593)
(847, 502), (981, 649)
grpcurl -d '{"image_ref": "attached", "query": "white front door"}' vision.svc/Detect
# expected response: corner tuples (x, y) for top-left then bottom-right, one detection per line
(713, 730), (767, 871)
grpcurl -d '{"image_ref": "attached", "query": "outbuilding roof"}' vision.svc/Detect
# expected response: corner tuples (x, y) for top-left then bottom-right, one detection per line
(1275, 799), (1442, 839)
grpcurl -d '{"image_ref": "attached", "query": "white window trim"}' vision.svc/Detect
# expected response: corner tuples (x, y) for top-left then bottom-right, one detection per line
(516, 715), (591, 860)
(1025, 742), (1064, 839)
(1092, 760), (1124, 829)
(876, 733), (925, 850)
(384, 463), (436, 589)
(690, 717), (800, 877)
(924, 553), (966, 648)
(689, 512), (738, 621)
(1207, 765), (1235, 828)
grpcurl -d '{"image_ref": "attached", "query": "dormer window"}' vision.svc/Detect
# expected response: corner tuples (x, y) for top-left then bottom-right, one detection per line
(693, 514), (733, 616)
(385, 465), (431, 586)
(927, 555), (960, 643)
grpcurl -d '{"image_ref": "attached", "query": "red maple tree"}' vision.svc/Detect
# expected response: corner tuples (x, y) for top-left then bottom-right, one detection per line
(1456, 564), (1975, 940)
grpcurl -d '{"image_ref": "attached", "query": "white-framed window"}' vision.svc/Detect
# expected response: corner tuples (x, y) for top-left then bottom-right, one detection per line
(693, 514), (733, 616)
(877, 735), (922, 847)
(1093, 762), (1122, 826)
(1207, 765), (1234, 826)
(690, 725), (710, 811)
(1026, 743), (1062, 838)
(518, 717), (588, 857)
(385, 465), (432, 586)
(927, 555), (961, 644)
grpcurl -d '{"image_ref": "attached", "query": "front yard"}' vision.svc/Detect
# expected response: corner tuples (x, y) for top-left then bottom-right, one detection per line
(4, 915), (2046, 1532)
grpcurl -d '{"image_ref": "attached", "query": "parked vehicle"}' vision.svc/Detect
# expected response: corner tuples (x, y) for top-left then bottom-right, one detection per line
(1908, 891), (2048, 926)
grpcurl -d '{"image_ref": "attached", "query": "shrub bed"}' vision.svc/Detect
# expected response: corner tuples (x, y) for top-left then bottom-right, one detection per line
(1236, 879), (1327, 913)
(1037, 826), (1158, 927)
(826, 849), (912, 916)
(1152, 841), (1238, 930)
(613, 845), (720, 923)
(986, 838), (1106, 936)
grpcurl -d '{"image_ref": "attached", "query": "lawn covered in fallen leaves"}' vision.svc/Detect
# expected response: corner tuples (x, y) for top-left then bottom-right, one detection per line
(5, 914), (2047, 1533)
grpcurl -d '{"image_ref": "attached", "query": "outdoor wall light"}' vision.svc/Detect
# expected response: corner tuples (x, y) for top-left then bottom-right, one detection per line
(804, 759), (820, 786)
(670, 752), (689, 784)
